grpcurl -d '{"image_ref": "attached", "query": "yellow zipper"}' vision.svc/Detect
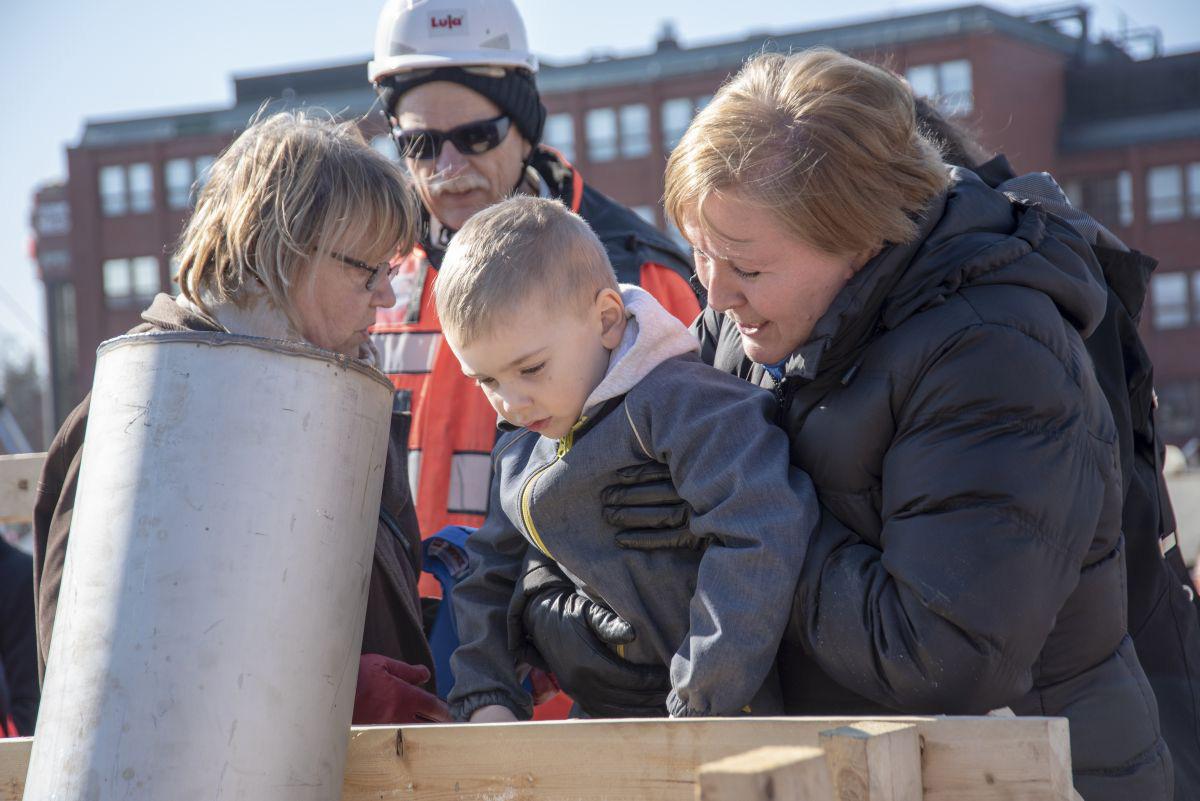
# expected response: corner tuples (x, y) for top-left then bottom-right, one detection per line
(519, 417), (587, 559)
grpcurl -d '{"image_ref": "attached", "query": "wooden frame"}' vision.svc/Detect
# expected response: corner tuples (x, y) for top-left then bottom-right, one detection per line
(2, 715), (1079, 800)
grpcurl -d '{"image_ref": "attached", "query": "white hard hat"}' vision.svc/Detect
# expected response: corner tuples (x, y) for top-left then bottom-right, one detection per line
(369, 0), (539, 84)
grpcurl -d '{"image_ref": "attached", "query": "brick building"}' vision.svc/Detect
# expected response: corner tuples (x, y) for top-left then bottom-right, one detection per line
(28, 3), (1200, 443)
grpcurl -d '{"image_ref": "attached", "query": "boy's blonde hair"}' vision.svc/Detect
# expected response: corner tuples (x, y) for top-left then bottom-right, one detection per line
(435, 196), (618, 345)
(664, 49), (950, 255)
(174, 109), (419, 325)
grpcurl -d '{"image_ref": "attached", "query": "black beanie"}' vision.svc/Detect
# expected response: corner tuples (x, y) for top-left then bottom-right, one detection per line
(378, 66), (546, 147)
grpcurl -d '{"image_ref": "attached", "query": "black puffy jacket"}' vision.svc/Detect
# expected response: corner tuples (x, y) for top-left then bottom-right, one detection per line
(697, 169), (1173, 801)
(971, 155), (1200, 800)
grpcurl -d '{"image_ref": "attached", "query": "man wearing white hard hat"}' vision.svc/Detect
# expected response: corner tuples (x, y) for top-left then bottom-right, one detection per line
(368, 0), (700, 565)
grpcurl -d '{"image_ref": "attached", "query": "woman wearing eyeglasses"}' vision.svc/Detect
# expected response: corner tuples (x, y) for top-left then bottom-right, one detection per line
(33, 110), (453, 726)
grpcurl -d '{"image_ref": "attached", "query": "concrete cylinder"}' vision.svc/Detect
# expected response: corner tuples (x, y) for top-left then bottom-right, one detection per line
(25, 332), (394, 801)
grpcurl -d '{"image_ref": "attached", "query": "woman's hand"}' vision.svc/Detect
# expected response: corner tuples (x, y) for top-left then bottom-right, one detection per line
(352, 654), (452, 724)
(603, 463), (708, 551)
(469, 705), (519, 723)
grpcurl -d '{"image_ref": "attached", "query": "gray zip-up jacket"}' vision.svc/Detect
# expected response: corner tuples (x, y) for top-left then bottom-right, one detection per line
(449, 286), (818, 720)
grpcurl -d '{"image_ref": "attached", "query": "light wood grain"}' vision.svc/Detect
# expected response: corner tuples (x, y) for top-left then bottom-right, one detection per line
(819, 722), (922, 801)
(1, 715), (1077, 801)
(697, 746), (832, 801)
(0, 738), (29, 801)
(338, 716), (1074, 801)
(918, 717), (1074, 801)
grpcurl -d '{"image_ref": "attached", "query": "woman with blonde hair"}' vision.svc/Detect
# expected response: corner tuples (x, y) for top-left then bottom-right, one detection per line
(519, 49), (1172, 799)
(33, 110), (451, 725)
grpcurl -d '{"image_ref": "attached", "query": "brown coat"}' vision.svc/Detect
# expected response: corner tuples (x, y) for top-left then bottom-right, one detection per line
(32, 294), (433, 690)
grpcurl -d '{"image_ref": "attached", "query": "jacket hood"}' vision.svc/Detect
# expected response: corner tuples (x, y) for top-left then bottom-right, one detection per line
(139, 293), (222, 333)
(779, 167), (1107, 380)
(976, 155), (1128, 254)
(583, 284), (699, 411)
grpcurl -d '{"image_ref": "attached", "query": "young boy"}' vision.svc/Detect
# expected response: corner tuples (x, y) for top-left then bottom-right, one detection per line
(440, 196), (818, 720)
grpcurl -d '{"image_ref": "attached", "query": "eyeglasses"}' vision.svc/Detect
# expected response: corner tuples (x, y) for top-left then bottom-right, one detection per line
(330, 251), (398, 292)
(393, 114), (511, 161)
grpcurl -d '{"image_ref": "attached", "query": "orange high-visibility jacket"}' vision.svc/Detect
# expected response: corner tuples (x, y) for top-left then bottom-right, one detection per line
(372, 149), (699, 595)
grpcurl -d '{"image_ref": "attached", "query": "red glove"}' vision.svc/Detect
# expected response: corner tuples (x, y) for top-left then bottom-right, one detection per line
(529, 668), (561, 706)
(352, 654), (452, 725)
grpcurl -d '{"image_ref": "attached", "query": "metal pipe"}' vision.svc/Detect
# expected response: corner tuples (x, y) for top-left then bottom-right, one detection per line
(25, 332), (394, 801)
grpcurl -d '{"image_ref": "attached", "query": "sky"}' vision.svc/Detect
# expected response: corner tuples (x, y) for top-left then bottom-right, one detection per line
(3, 0), (1199, 370)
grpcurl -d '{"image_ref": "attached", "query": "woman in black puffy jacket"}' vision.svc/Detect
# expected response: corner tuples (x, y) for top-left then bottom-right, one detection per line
(516, 48), (1174, 801)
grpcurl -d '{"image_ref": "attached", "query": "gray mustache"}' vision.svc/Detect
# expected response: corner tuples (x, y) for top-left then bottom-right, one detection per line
(428, 175), (490, 195)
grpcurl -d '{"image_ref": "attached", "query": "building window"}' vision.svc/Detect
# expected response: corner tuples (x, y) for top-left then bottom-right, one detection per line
(103, 259), (132, 299)
(103, 257), (160, 304)
(1062, 179), (1083, 208)
(49, 282), (79, 422)
(99, 166), (127, 216)
(194, 156), (215, 187)
(586, 108), (618, 163)
(907, 64), (938, 99)
(35, 201), (71, 236)
(132, 256), (160, 297)
(165, 156), (218, 209)
(1190, 270), (1200, 323)
(1194, 272), (1200, 323)
(543, 113), (575, 162)
(1151, 272), (1189, 329)
(662, 98), (693, 151)
(128, 163), (154, 213)
(1188, 163), (1200, 218)
(631, 206), (656, 225)
(38, 250), (69, 271)
(165, 159), (192, 209)
(169, 257), (183, 295)
(1071, 172), (1133, 230)
(99, 163), (154, 216)
(939, 60), (973, 115)
(906, 59), (973, 116)
(1117, 171), (1133, 226)
(1147, 165), (1184, 223)
(619, 104), (650, 159)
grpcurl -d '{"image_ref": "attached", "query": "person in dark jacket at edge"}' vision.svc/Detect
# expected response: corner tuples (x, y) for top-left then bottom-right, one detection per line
(508, 50), (1175, 801)
(33, 111), (449, 726)
(0, 537), (38, 736)
(911, 97), (1200, 799)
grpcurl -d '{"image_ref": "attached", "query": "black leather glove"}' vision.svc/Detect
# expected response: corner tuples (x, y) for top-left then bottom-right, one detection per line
(602, 463), (709, 551)
(508, 553), (670, 717)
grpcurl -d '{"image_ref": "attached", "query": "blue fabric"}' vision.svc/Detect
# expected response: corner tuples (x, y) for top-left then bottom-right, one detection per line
(763, 360), (786, 383)
(422, 526), (474, 700)
(423, 525), (538, 704)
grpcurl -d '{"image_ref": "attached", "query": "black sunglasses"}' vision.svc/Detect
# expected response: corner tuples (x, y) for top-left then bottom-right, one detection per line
(330, 251), (398, 292)
(393, 114), (511, 161)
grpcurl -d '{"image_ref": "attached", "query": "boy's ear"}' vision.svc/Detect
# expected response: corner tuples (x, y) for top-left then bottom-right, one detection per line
(596, 288), (625, 349)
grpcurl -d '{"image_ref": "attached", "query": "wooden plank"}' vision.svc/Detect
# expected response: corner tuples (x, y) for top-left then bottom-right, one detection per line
(819, 722), (922, 801)
(0, 716), (1076, 801)
(338, 716), (1075, 801)
(0, 738), (30, 801)
(697, 746), (832, 801)
(341, 718), (872, 801)
(0, 453), (44, 525)
(918, 717), (1073, 801)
